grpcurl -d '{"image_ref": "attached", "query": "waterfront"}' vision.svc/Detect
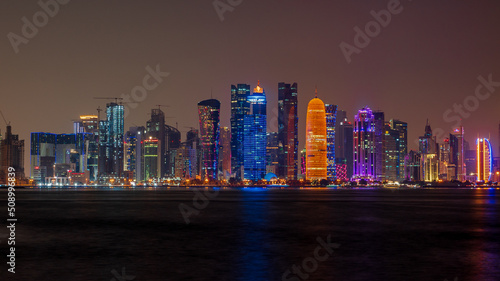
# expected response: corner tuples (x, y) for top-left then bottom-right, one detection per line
(0, 188), (499, 280)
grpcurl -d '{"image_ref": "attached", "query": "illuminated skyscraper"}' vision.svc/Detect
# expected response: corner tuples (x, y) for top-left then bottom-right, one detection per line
(98, 103), (124, 178)
(353, 107), (375, 180)
(243, 81), (267, 181)
(451, 126), (465, 181)
(230, 84), (250, 179)
(419, 120), (439, 182)
(278, 82), (298, 180)
(198, 99), (221, 180)
(373, 111), (385, 180)
(124, 126), (145, 182)
(165, 124), (181, 177)
(477, 138), (493, 182)
(143, 137), (160, 180)
(219, 127), (231, 179)
(305, 89), (327, 181)
(325, 104), (337, 181)
(146, 109), (166, 177)
(74, 115), (99, 181)
(335, 110), (353, 179)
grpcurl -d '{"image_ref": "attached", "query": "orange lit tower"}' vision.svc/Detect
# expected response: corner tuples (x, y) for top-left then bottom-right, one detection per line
(306, 88), (327, 180)
(476, 138), (493, 182)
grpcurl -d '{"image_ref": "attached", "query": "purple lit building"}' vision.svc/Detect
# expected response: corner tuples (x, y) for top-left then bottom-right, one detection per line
(353, 107), (376, 180)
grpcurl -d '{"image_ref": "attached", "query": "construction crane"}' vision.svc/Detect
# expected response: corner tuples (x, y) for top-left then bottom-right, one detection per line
(93, 97), (124, 104)
(0, 110), (10, 126)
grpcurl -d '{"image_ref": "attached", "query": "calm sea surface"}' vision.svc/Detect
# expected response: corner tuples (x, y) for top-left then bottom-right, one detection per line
(0, 188), (499, 281)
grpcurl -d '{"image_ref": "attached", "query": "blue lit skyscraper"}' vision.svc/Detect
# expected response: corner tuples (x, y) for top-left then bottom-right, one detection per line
(325, 104), (338, 181)
(243, 81), (267, 181)
(198, 99), (221, 180)
(230, 84), (250, 179)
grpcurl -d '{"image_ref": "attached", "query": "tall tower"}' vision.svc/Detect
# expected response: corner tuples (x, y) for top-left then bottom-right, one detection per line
(146, 109), (166, 177)
(325, 104), (337, 181)
(353, 107), (376, 180)
(198, 99), (221, 181)
(98, 103), (124, 178)
(278, 82), (298, 180)
(230, 84), (250, 179)
(452, 126), (465, 181)
(391, 119), (408, 180)
(477, 138), (493, 182)
(373, 111), (385, 180)
(243, 81), (267, 181)
(305, 89), (327, 181)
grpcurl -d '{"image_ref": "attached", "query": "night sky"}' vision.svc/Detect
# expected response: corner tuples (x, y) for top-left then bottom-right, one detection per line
(2, 0), (500, 171)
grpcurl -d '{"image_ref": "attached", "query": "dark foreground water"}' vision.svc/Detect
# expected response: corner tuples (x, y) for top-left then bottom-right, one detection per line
(0, 188), (499, 281)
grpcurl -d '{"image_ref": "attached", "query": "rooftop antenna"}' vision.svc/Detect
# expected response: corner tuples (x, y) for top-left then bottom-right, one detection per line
(211, 88), (213, 99)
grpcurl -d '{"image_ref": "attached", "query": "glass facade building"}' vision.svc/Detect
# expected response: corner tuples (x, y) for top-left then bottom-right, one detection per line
(230, 84), (250, 179)
(278, 82), (298, 180)
(353, 107), (375, 180)
(198, 99), (221, 180)
(243, 82), (267, 181)
(325, 104), (337, 181)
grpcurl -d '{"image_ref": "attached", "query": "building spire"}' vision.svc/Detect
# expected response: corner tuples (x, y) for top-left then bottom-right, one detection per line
(315, 85), (318, 98)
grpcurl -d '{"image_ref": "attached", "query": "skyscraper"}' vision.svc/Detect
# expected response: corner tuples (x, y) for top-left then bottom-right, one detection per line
(230, 84), (250, 179)
(391, 119), (408, 180)
(325, 104), (338, 181)
(451, 126), (465, 181)
(419, 120), (439, 182)
(305, 89), (327, 181)
(198, 99), (221, 180)
(219, 127), (231, 179)
(124, 126), (145, 182)
(0, 125), (25, 183)
(278, 82), (298, 180)
(165, 124), (181, 177)
(335, 110), (353, 180)
(146, 109), (166, 177)
(143, 136), (160, 181)
(373, 111), (385, 180)
(477, 138), (493, 182)
(266, 132), (279, 175)
(243, 81), (267, 181)
(98, 103), (124, 178)
(353, 107), (375, 180)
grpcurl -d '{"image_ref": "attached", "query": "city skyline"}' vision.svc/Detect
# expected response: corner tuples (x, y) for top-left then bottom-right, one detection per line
(2, 0), (500, 170)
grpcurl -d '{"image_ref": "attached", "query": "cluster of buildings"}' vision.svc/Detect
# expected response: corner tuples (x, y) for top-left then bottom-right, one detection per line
(0, 81), (497, 185)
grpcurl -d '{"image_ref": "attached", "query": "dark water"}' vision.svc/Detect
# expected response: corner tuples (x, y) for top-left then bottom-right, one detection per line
(0, 187), (499, 281)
